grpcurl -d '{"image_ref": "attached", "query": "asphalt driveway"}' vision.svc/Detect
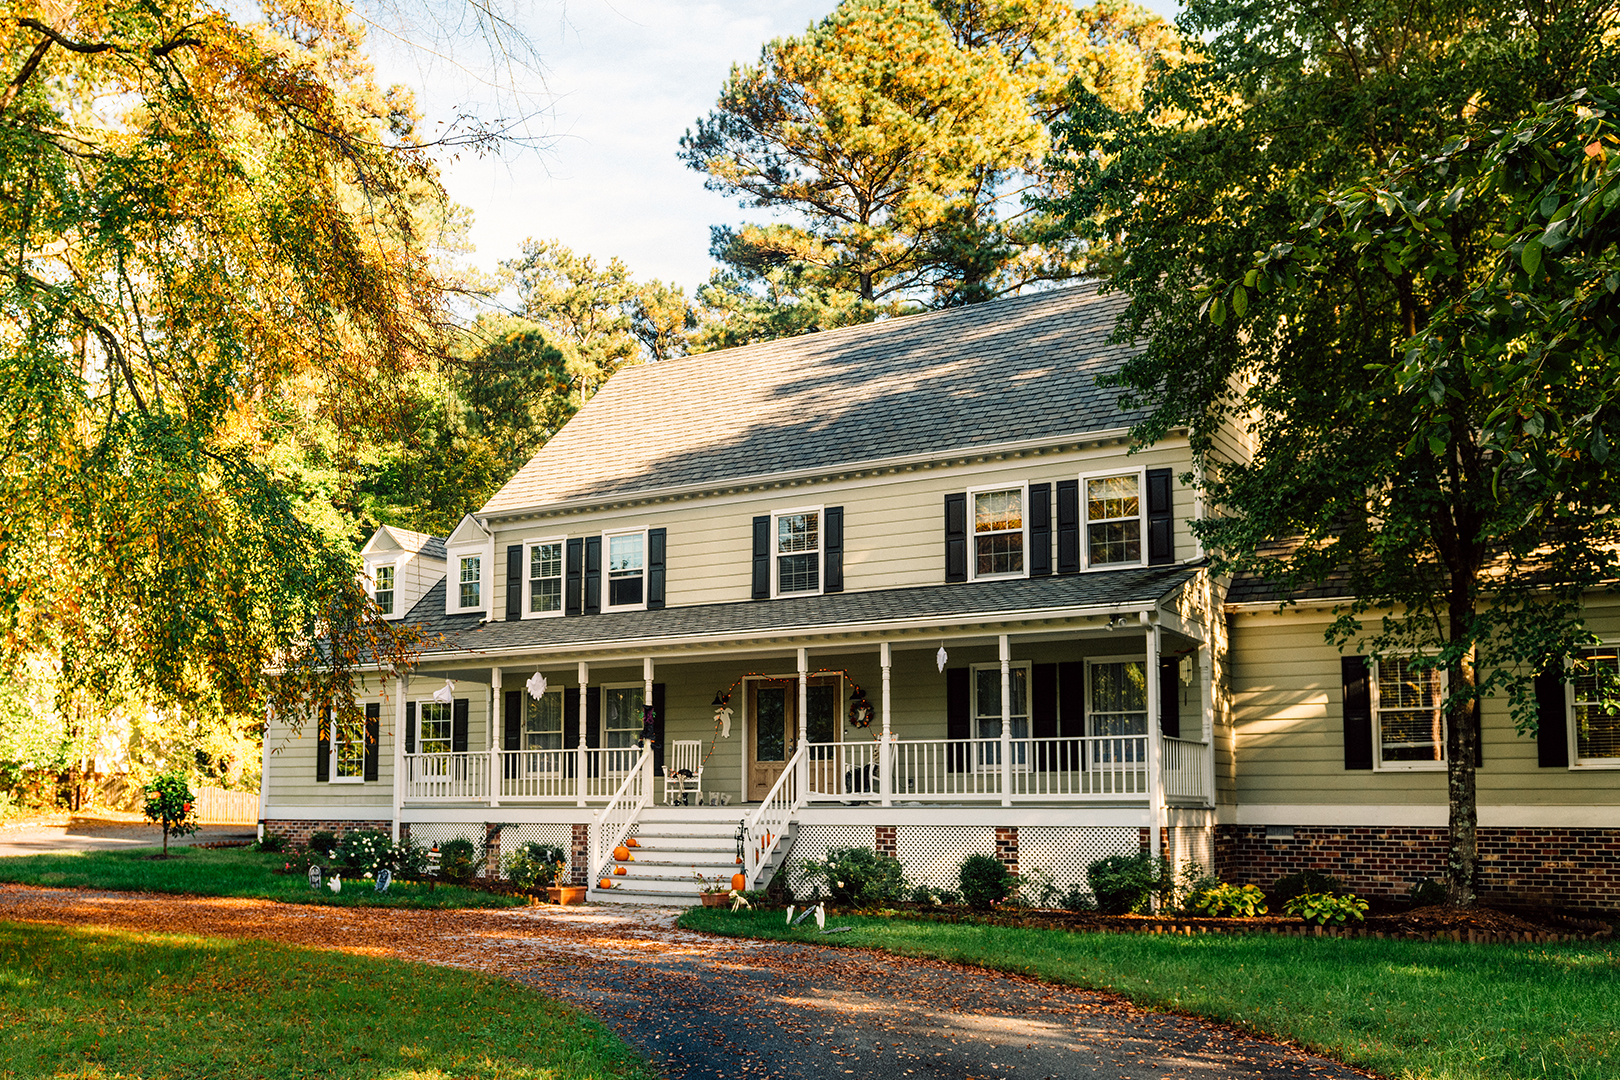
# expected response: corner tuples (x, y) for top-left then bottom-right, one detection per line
(0, 816), (255, 858)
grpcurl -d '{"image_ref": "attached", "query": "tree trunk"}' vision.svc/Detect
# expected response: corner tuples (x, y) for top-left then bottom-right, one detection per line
(1445, 591), (1480, 907)
(162, 823), (169, 857)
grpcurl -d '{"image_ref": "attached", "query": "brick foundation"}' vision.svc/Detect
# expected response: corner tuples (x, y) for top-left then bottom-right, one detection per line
(1216, 824), (1620, 913)
(569, 823), (589, 886)
(261, 819), (391, 846)
(994, 826), (1019, 875)
(875, 825), (896, 859)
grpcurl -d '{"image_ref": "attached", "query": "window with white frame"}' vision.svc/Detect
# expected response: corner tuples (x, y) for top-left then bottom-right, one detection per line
(331, 711), (366, 781)
(1373, 657), (1445, 767)
(972, 487), (1025, 578)
(605, 531), (645, 608)
(457, 555), (482, 609)
(972, 662), (1030, 768)
(372, 564), (395, 616)
(603, 685), (645, 750)
(1084, 472), (1143, 567)
(418, 701), (453, 755)
(1572, 646), (1620, 764)
(525, 690), (564, 752)
(774, 508), (821, 595)
(1088, 660), (1147, 737)
(527, 540), (564, 615)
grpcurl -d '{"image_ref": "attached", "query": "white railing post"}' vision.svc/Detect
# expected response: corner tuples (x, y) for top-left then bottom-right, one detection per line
(576, 661), (589, 807)
(1147, 618), (1164, 887)
(797, 647), (809, 792)
(879, 641), (892, 807)
(1200, 643), (1216, 807)
(999, 634), (1012, 807)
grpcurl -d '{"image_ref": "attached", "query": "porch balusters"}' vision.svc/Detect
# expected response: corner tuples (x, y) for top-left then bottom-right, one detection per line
(576, 661), (589, 807)
(489, 665), (501, 808)
(999, 634), (1012, 808)
(879, 641), (892, 807)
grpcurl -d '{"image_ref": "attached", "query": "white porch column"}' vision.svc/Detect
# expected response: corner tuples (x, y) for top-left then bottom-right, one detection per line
(576, 661), (590, 807)
(489, 666), (501, 808)
(797, 647), (809, 791)
(999, 634), (1012, 807)
(1146, 617), (1164, 895)
(392, 674), (406, 842)
(643, 657), (656, 799)
(879, 641), (893, 807)
(1200, 643), (1216, 808)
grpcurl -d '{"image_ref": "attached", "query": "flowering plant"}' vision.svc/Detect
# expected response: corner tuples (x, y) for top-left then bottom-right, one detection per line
(141, 771), (199, 857)
(692, 869), (730, 894)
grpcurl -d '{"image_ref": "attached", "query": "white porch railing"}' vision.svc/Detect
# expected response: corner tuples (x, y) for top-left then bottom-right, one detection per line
(591, 744), (654, 881)
(744, 743), (806, 889)
(805, 740), (881, 801)
(1162, 736), (1211, 802)
(496, 749), (575, 801)
(404, 752), (489, 801)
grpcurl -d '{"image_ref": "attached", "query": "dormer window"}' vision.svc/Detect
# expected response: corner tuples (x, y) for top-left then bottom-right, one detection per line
(605, 529), (645, 609)
(458, 555), (482, 609)
(970, 486), (1026, 579)
(774, 508), (821, 596)
(373, 564), (395, 616)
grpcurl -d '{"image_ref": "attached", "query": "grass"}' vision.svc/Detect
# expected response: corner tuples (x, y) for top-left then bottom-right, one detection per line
(0, 920), (653, 1080)
(681, 907), (1620, 1080)
(0, 846), (525, 909)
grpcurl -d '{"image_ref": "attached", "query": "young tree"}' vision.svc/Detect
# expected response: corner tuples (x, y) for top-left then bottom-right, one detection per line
(142, 771), (200, 857)
(1048, 0), (1618, 904)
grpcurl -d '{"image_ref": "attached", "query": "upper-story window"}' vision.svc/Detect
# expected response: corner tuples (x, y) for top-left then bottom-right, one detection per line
(774, 508), (821, 595)
(605, 530), (645, 608)
(458, 555), (482, 609)
(331, 712), (366, 781)
(1572, 647), (1620, 765)
(971, 486), (1025, 578)
(373, 564), (395, 616)
(527, 539), (564, 616)
(1084, 471), (1144, 567)
(1373, 657), (1445, 768)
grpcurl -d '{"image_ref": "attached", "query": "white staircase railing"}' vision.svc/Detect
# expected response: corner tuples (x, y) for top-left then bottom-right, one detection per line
(744, 743), (806, 889)
(590, 743), (654, 883)
(1161, 736), (1212, 802)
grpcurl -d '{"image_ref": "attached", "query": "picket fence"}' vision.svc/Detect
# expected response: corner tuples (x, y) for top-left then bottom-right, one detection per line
(194, 786), (259, 825)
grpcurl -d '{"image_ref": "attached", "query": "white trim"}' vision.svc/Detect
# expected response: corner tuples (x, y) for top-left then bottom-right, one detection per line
(1236, 803), (1620, 828)
(1567, 645), (1620, 768)
(264, 806), (396, 821)
(770, 504), (825, 598)
(1078, 466), (1149, 572)
(966, 482), (1030, 581)
(520, 534), (568, 620)
(1370, 656), (1447, 772)
(446, 548), (486, 615)
(598, 681), (647, 749)
(601, 527), (649, 612)
(367, 560), (399, 620)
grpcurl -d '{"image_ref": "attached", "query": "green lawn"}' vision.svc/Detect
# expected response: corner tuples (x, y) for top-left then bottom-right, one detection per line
(681, 907), (1620, 1080)
(0, 846), (524, 909)
(0, 920), (652, 1080)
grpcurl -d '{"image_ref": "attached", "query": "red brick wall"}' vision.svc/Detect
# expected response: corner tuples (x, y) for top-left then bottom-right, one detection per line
(875, 826), (896, 859)
(569, 823), (589, 886)
(261, 819), (392, 846)
(1216, 824), (1620, 913)
(994, 826), (1019, 875)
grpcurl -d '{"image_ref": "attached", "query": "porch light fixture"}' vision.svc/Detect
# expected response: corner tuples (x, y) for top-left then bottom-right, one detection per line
(432, 679), (456, 704)
(525, 671), (548, 701)
(711, 691), (726, 708)
(1105, 615), (1128, 631)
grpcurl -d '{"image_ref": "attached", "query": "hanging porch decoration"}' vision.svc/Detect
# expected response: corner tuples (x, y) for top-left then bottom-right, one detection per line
(432, 679), (456, 705)
(525, 671), (548, 701)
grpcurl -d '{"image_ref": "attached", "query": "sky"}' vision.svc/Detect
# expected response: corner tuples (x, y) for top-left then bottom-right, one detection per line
(372, 0), (1180, 301)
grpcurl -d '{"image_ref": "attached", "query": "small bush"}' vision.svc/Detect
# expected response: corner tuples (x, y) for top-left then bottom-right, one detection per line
(336, 829), (394, 874)
(1408, 878), (1447, 907)
(1014, 867), (1063, 909)
(1286, 891), (1368, 925)
(1174, 863), (1221, 912)
(1191, 882), (1269, 918)
(503, 843), (566, 890)
(908, 883), (948, 906)
(254, 832), (287, 853)
(1270, 869), (1343, 906)
(307, 830), (339, 857)
(959, 854), (1016, 910)
(1087, 853), (1167, 915)
(388, 838), (430, 876)
(437, 838), (480, 883)
(798, 847), (905, 907)
(1061, 884), (1096, 912)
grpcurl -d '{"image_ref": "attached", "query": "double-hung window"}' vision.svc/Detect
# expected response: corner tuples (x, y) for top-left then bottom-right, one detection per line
(1083, 471), (1144, 568)
(527, 539), (564, 616)
(1088, 659), (1147, 761)
(458, 555), (482, 609)
(1373, 657), (1445, 767)
(604, 530), (645, 609)
(774, 508), (821, 595)
(525, 689), (564, 761)
(331, 711), (366, 781)
(372, 564), (395, 616)
(419, 701), (453, 755)
(1571, 647), (1620, 765)
(971, 487), (1025, 578)
(971, 662), (1030, 768)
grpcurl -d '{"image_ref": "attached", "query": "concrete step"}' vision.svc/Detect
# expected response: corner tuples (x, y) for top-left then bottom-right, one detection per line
(588, 886), (699, 907)
(628, 852), (744, 868)
(633, 823), (739, 839)
(592, 874), (726, 895)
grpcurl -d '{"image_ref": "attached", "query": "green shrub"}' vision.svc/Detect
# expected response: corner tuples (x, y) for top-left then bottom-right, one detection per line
(437, 838), (480, 883)
(1014, 867), (1063, 909)
(1285, 891), (1368, 925)
(141, 772), (199, 856)
(798, 847), (905, 907)
(307, 830), (339, 857)
(1087, 853), (1167, 914)
(959, 854), (1017, 910)
(502, 843), (566, 890)
(388, 838), (430, 876)
(1191, 882), (1269, 918)
(1408, 878), (1447, 907)
(336, 830), (394, 874)
(1270, 869), (1343, 906)
(1061, 884), (1096, 912)
(254, 832), (287, 853)
(1174, 863), (1221, 911)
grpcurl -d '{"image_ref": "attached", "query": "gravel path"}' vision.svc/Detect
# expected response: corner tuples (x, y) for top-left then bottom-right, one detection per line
(0, 884), (1370, 1080)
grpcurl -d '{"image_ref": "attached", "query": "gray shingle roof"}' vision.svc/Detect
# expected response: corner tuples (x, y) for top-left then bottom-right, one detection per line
(399, 563), (1200, 659)
(379, 525), (446, 561)
(480, 283), (1142, 514)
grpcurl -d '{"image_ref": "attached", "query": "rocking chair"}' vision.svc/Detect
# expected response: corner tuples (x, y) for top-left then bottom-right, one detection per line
(663, 740), (704, 805)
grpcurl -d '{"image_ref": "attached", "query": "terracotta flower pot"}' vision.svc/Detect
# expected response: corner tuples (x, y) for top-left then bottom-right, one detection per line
(547, 885), (587, 905)
(700, 892), (730, 907)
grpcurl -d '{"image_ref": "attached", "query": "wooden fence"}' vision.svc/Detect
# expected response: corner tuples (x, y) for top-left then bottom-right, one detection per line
(194, 786), (259, 825)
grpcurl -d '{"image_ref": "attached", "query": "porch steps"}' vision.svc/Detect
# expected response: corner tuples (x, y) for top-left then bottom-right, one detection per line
(588, 808), (795, 906)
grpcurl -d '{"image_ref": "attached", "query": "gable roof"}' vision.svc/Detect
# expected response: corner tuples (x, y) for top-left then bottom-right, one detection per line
(481, 283), (1142, 515)
(363, 525), (447, 562)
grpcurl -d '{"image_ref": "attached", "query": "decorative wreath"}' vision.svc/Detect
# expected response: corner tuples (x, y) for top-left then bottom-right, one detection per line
(847, 697), (875, 729)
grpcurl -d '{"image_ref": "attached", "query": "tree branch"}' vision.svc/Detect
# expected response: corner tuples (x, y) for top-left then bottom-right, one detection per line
(0, 35), (53, 118)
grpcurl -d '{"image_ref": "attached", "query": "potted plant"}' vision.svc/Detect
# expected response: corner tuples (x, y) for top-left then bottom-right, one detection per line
(546, 862), (585, 904)
(695, 870), (731, 906)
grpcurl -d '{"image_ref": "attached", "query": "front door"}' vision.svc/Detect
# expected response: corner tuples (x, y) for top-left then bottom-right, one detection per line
(747, 680), (795, 801)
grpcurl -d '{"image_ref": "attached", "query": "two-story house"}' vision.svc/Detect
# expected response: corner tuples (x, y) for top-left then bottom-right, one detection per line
(259, 283), (1620, 911)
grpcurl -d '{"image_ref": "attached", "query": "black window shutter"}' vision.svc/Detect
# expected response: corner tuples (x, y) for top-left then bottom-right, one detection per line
(563, 687), (580, 750)
(652, 683), (666, 774)
(1147, 468), (1174, 565)
(565, 538), (583, 616)
(364, 703), (380, 781)
(1535, 665), (1570, 768)
(752, 515), (771, 599)
(1341, 656), (1373, 770)
(823, 507), (844, 593)
(944, 493), (967, 583)
(452, 697), (469, 753)
(586, 687), (602, 749)
(583, 536), (601, 614)
(404, 701), (416, 754)
(315, 711), (330, 782)
(946, 667), (970, 772)
(504, 690), (523, 751)
(647, 528), (667, 609)
(1056, 479), (1080, 573)
(1029, 483), (1052, 576)
(1159, 658), (1181, 738)
(506, 544), (523, 620)
(1059, 661), (1085, 771)
(1032, 662), (1058, 772)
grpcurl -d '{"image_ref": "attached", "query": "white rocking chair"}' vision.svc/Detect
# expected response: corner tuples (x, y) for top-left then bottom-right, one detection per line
(663, 740), (704, 805)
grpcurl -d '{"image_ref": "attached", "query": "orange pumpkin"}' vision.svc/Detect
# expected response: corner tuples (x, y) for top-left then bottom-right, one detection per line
(598, 878), (614, 889)
(614, 866), (628, 875)
(625, 837), (640, 848)
(613, 845), (630, 862)
(731, 872), (747, 892)
(735, 856), (742, 864)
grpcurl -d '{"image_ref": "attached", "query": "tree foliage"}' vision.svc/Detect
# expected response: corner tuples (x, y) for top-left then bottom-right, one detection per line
(1048, 0), (1619, 904)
